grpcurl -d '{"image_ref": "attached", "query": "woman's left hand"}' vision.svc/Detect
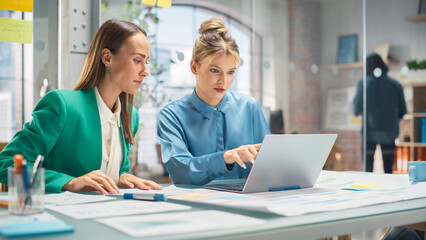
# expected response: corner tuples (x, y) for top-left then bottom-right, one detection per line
(118, 173), (163, 190)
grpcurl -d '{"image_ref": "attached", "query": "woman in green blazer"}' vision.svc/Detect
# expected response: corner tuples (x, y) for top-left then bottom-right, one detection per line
(0, 19), (162, 193)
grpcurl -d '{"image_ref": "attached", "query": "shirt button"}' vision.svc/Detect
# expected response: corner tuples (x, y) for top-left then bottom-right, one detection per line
(214, 108), (217, 111)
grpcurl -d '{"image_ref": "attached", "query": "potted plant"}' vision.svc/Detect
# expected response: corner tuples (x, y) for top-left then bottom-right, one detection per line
(406, 59), (426, 83)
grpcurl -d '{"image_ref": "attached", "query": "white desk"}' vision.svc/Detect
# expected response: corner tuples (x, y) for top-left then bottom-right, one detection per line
(1, 175), (426, 240)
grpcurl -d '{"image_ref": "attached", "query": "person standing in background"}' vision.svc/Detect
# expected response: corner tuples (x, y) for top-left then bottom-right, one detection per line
(353, 53), (407, 173)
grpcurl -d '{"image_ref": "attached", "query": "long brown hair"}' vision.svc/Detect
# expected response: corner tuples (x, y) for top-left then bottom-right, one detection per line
(192, 18), (240, 67)
(74, 19), (147, 145)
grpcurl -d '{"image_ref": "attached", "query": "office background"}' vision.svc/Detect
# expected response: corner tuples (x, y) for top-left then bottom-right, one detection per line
(1, 0), (425, 183)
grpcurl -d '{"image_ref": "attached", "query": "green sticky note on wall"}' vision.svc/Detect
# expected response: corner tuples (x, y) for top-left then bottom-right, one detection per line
(0, 18), (33, 44)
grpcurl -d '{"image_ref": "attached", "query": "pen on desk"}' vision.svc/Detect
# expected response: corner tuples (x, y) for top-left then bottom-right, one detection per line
(123, 193), (167, 201)
(0, 201), (8, 208)
(22, 159), (32, 212)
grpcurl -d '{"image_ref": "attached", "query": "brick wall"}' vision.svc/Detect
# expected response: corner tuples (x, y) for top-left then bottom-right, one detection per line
(288, 0), (321, 134)
(287, 0), (363, 171)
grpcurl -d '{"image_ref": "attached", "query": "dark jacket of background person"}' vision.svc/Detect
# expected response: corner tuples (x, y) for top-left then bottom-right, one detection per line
(353, 53), (407, 144)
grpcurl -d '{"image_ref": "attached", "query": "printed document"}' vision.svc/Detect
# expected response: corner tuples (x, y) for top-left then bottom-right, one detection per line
(97, 210), (265, 237)
(47, 200), (191, 219)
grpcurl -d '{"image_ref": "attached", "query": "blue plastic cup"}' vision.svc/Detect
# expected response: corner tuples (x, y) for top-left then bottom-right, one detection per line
(408, 161), (426, 182)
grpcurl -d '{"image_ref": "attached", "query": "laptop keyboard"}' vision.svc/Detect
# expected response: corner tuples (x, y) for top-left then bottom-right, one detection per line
(205, 183), (245, 191)
(235, 184), (246, 189)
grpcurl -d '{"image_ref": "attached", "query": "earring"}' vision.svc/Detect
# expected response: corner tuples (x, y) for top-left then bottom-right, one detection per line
(107, 66), (110, 70)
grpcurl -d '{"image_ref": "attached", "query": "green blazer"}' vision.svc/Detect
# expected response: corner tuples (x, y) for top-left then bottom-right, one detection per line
(0, 88), (139, 193)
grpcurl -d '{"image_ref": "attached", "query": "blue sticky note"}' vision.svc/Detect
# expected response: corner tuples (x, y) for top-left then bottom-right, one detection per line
(0, 213), (74, 237)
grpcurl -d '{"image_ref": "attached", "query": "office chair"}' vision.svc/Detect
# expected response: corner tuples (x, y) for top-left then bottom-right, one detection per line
(269, 109), (284, 134)
(381, 226), (425, 240)
(156, 143), (172, 183)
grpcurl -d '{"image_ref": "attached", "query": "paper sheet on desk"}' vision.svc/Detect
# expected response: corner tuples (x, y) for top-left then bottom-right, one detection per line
(315, 171), (426, 199)
(118, 185), (195, 196)
(142, 171), (426, 216)
(44, 191), (115, 206)
(96, 210), (265, 237)
(315, 171), (409, 189)
(47, 200), (191, 219)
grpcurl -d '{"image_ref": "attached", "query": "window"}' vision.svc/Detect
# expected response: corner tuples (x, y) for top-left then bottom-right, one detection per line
(153, 5), (258, 102)
(0, 10), (25, 142)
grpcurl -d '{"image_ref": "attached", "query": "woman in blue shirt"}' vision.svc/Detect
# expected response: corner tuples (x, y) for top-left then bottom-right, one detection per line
(157, 18), (270, 185)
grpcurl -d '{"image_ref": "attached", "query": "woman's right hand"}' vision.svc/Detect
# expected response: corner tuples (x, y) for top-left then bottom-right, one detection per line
(224, 143), (261, 169)
(62, 170), (120, 195)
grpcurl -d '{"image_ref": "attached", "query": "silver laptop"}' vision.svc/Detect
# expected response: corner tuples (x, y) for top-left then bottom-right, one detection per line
(204, 134), (337, 193)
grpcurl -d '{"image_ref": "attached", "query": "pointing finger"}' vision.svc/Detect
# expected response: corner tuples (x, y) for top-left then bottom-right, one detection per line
(253, 143), (262, 150)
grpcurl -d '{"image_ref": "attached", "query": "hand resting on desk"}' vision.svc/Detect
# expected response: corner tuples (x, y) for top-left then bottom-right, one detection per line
(62, 170), (162, 194)
(118, 173), (162, 190)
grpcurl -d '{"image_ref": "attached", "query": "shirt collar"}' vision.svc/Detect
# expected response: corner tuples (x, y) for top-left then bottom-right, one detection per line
(94, 87), (121, 127)
(190, 90), (230, 119)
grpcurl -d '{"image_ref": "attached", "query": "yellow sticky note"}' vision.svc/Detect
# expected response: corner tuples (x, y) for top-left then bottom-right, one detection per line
(157, 0), (172, 7)
(350, 183), (381, 189)
(141, 0), (156, 6)
(350, 117), (362, 125)
(0, 0), (33, 12)
(0, 18), (33, 44)
(178, 193), (209, 199)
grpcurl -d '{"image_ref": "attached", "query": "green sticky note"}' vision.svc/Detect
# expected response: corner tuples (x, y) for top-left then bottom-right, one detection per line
(0, 18), (33, 44)
(141, 0), (156, 6)
(0, 0), (33, 12)
(157, 0), (172, 7)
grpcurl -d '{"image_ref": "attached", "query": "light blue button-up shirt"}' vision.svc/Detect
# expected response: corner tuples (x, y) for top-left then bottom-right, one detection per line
(157, 90), (271, 185)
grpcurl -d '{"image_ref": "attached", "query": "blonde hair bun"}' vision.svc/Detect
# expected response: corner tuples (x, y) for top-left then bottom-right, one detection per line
(199, 18), (228, 35)
(192, 17), (240, 67)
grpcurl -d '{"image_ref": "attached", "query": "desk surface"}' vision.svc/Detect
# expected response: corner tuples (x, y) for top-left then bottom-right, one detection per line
(1, 180), (426, 240)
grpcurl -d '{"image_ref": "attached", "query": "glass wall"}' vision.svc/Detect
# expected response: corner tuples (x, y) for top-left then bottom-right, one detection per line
(365, 0), (426, 174)
(1, 0), (424, 236)
(4, 0), (424, 179)
(99, 0), (367, 176)
(259, 0), (364, 172)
